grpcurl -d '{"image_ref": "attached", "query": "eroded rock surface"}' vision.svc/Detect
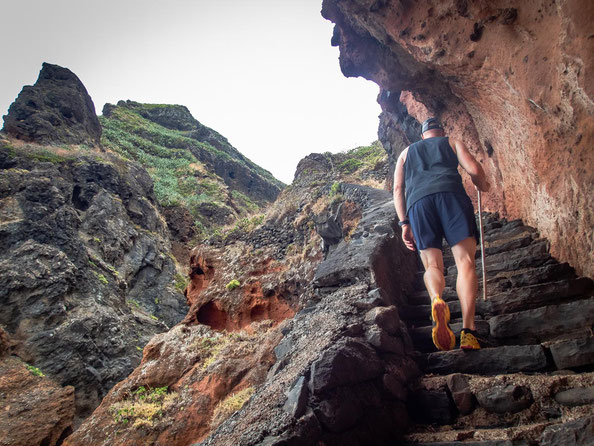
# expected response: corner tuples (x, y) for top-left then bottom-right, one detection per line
(2, 63), (101, 145)
(0, 328), (75, 446)
(322, 0), (594, 278)
(0, 138), (186, 421)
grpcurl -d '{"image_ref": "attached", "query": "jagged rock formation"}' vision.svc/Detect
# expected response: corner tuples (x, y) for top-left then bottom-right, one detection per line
(401, 213), (594, 445)
(0, 327), (75, 446)
(0, 134), (186, 422)
(2, 63), (101, 145)
(322, 0), (594, 278)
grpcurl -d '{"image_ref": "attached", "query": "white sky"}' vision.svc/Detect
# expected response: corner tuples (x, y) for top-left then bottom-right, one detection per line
(0, 0), (381, 184)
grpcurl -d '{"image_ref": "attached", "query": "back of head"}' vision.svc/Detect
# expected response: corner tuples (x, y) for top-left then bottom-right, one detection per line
(421, 117), (443, 134)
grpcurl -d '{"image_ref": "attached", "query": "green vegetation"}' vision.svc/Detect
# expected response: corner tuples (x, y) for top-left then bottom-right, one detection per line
(94, 271), (109, 285)
(225, 279), (241, 291)
(26, 364), (45, 377)
(99, 104), (280, 235)
(190, 334), (230, 369)
(337, 141), (386, 173)
(212, 387), (255, 423)
(109, 385), (178, 428)
(174, 273), (189, 293)
(329, 182), (341, 196)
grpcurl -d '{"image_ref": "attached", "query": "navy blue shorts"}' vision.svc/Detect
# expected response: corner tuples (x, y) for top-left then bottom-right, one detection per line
(408, 192), (479, 250)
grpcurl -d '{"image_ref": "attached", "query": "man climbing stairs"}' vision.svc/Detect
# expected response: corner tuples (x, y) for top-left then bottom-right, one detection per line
(400, 212), (594, 445)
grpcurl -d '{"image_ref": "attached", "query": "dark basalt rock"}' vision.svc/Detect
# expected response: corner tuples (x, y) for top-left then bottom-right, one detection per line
(446, 373), (475, 415)
(2, 63), (101, 145)
(554, 387), (594, 407)
(549, 336), (594, 369)
(489, 298), (594, 340)
(407, 387), (456, 425)
(540, 416), (594, 446)
(424, 345), (549, 374)
(475, 384), (534, 414)
(309, 338), (383, 394)
(0, 151), (186, 421)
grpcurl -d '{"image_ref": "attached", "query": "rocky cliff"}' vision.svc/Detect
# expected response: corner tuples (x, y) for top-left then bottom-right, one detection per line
(322, 0), (594, 278)
(0, 62), (284, 438)
(0, 133), (185, 422)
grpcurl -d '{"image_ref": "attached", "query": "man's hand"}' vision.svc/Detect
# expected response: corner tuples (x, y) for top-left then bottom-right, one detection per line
(402, 225), (416, 251)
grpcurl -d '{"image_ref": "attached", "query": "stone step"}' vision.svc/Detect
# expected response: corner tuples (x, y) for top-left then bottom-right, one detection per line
(442, 231), (537, 267)
(401, 299), (492, 325)
(409, 320), (491, 352)
(446, 240), (550, 278)
(548, 335), (594, 369)
(404, 416), (593, 446)
(408, 371), (594, 426)
(423, 344), (549, 375)
(489, 297), (594, 341)
(408, 287), (457, 306)
(485, 277), (593, 316)
(405, 441), (525, 446)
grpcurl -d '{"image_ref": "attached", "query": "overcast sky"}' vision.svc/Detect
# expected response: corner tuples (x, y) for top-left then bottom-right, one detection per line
(0, 0), (381, 183)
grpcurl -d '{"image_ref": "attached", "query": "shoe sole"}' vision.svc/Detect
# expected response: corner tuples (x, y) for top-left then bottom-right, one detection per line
(431, 298), (456, 351)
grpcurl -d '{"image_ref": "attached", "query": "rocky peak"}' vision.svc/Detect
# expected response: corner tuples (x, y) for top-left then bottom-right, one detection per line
(2, 62), (101, 145)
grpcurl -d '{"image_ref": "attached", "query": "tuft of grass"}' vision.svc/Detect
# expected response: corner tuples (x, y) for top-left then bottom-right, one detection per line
(94, 271), (109, 285)
(190, 334), (230, 369)
(225, 279), (240, 291)
(174, 273), (189, 293)
(212, 387), (254, 424)
(26, 364), (45, 377)
(109, 386), (178, 427)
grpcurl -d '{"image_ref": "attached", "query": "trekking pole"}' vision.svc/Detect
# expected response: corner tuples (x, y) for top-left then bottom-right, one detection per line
(477, 190), (487, 300)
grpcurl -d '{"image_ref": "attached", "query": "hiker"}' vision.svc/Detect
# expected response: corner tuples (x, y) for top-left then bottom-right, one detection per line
(393, 117), (490, 351)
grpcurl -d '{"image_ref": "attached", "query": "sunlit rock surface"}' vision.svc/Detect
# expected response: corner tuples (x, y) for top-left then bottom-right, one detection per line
(322, 0), (594, 278)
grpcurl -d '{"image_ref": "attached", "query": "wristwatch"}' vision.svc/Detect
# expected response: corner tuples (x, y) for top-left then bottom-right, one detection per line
(398, 219), (410, 227)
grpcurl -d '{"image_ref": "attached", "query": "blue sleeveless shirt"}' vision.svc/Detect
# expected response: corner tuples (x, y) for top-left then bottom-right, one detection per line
(404, 136), (467, 212)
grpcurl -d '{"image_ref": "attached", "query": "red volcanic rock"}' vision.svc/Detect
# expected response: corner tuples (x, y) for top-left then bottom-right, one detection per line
(323, 0), (594, 277)
(0, 353), (75, 446)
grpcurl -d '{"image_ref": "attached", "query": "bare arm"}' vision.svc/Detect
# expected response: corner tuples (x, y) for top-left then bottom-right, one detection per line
(393, 149), (408, 222)
(393, 148), (415, 251)
(450, 139), (490, 192)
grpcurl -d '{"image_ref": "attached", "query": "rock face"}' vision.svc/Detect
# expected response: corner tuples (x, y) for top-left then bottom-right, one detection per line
(64, 151), (421, 445)
(322, 0), (594, 278)
(0, 328), (75, 446)
(2, 63), (101, 145)
(0, 138), (187, 421)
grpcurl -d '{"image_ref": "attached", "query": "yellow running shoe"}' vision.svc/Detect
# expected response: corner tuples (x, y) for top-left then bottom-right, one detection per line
(431, 296), (456, 351)
(460, 328), (481, 350)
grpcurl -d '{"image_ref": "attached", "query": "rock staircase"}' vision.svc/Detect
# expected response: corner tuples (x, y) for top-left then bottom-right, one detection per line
(401, 213), (594, 446)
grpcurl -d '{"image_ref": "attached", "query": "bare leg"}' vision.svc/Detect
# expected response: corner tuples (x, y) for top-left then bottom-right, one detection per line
(451, 236), (478, 330)
(420, 247), (455, 350)
(420, 248), (445, 301)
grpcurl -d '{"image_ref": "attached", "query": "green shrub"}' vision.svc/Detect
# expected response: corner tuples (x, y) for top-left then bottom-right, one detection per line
(226, 280), (240, 290)
(26, 364), (45, 377)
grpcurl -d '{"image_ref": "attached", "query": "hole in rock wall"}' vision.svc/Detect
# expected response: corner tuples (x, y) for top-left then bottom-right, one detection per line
(72, 185), (89, 211)
(197, 301), (228, 331)
(186, 252), (216, 306)
(195, 284), (296, 333)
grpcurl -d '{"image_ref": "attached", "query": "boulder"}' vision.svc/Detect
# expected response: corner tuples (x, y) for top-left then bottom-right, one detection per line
(475, 384), (534, 414)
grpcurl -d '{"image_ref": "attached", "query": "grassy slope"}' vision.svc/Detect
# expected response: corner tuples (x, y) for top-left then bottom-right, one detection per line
(100, 104), (280, 237)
